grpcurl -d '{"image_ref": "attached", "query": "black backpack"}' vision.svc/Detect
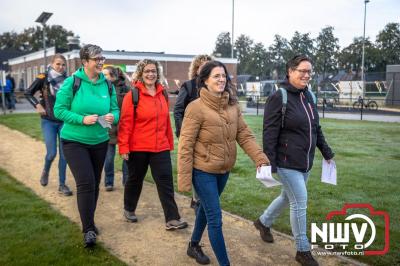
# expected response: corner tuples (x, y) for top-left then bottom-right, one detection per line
(130, 87), (169, 114)
(72, 75), (113, 98)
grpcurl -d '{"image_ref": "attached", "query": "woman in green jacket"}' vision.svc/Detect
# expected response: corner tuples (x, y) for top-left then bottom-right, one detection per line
(54, 44), (119, 248)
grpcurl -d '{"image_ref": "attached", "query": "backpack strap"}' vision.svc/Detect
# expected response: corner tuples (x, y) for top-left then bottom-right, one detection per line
(105, 80), (113, 97)
(162, 89), (169, 103)
(306, 85), (317, 105)
(131, 87), (139, 113)
(72, 75), (82, 97)
(278, 88), (287, 128)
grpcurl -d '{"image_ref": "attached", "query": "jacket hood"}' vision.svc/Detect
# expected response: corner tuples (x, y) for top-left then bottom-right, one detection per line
(199, 88), (229, 111)
(73, 67), (106, 84)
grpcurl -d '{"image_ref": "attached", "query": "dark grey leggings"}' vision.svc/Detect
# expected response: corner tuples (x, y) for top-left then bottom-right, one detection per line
(62, 139), (108, 233)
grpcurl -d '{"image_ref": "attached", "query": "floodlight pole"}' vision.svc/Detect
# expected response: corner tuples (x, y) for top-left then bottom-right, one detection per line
(42, 24), (47, 68)
(231, 0), (234, 58)
(35, 12), (53, 70)
(361, 0), (369, 98)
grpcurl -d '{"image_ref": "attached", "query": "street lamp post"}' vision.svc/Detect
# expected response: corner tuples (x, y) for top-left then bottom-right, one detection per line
(231, 0), (234, 58)
(35, 12), (53, 69)
(361, 0), (369, 98)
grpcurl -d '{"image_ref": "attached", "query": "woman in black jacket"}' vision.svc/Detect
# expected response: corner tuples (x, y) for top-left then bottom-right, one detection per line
(254, 55), (334, 266)
(25, 54), (72, 196)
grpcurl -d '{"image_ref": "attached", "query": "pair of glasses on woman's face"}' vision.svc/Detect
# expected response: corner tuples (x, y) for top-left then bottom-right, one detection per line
(294, 68), (313, 76)
(143, 69), (157, 74)
(89, 57), (106, 64)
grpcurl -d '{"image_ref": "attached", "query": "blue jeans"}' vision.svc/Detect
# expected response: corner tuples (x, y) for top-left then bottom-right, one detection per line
(104, 144), (128, 186)
(41, 118), (66, 185)
(191, 169), (230, 266)
(259, 167), (310, 251)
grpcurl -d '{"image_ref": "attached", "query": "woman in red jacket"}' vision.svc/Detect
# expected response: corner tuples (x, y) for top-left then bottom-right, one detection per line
(118, 59), (187, 230)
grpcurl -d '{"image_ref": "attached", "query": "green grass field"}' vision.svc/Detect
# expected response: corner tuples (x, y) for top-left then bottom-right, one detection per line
(0, 168), (126, 265)
(0, 113), (399, 265)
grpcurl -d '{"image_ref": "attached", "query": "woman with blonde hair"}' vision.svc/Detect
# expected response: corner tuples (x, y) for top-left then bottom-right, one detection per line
(118, 59), (187, 230)
(25, 53), (72, 196)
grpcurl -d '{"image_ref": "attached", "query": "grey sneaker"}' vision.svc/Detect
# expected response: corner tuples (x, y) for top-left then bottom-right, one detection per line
(58, 184), (73, 196)
(124, 210), (138, 222)
(83, 230), (96, 248)
(105, 185), (114, 191)
(166, 219), (188, 230)
(40, 170), (49, 186)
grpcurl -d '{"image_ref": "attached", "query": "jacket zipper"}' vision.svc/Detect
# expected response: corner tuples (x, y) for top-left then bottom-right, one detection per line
(155, 96), (159, 150)
(308, 103), (315, 120)
(300, 92), (312, 172)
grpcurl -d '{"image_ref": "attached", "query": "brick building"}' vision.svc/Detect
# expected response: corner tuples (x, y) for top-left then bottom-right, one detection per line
(8, 47), (237, 93)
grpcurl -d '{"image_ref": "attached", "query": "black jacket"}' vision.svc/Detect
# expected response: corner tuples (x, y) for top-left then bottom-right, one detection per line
(25, 73), (63, 122)
(173, 78), (198, 137)
(263, 81), (334, 173)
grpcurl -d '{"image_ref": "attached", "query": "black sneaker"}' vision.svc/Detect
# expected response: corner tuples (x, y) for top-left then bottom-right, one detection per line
(58, 184), (73, 196)
(295, 251), (319, 266)
(253, 218), (274, 243)
(40, 170), (49, 186)
(83, 230), (96, 248)
(187, 242), (210, 265)
(124, 210), (138, 223)
(105, 185), (113, 192)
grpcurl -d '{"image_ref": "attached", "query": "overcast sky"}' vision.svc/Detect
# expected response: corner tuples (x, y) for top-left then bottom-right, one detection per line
(1, 0), (399, 55)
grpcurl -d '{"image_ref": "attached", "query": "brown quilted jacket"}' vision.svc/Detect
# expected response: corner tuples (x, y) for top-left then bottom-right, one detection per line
(177, 88), (269, 192)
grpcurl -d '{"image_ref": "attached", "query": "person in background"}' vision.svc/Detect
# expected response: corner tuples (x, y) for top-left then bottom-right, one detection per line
(178, 60), (269, 265)
(173, 54), (213, 212)
(6, 73), (16, 109)
(102, 65), (130, 190)
(54, 44), (120, 247)
(254, 55), (334, 266)
(118, 59), (187, 230)
(25, 54), (72, 196)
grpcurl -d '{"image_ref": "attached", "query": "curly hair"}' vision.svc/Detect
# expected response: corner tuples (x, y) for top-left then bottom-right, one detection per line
(132, 59), (164, 84)
(188, 54), (213, 80)
(197, 60), (237, 105)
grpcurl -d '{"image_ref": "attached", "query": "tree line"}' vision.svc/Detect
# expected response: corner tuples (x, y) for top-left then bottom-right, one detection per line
(213, 23), (400, 79)
(0, 25), (74, 53)
(2, 23), (399, 80)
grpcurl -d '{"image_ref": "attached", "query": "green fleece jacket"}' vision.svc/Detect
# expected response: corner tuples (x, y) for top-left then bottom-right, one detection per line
(54, 67), (120, 145)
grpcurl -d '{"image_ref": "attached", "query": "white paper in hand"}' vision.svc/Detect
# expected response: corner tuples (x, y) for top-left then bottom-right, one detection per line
(256, 166), (281, 187)
(97, 115), (112, 129)
(321, 159), (337, 185)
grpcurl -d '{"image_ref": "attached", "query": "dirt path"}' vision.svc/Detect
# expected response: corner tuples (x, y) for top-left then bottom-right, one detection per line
(0, 124), (360, 266)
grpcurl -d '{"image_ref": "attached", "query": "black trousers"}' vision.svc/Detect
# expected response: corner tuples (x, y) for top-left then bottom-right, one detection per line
(124, 151), (181, 222)
(62, 139), (108, 233)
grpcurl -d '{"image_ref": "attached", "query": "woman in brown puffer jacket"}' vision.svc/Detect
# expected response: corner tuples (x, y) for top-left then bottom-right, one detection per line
(177, 60), (270, 266)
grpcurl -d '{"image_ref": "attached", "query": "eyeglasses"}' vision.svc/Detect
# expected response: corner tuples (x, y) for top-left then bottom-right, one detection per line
(294, 69), (313, 76)
(143, 69), (157, 74)
(89, 57), (106, 64)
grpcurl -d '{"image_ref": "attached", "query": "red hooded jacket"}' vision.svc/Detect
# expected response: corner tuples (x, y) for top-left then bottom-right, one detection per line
(118, 81), (174, 154)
